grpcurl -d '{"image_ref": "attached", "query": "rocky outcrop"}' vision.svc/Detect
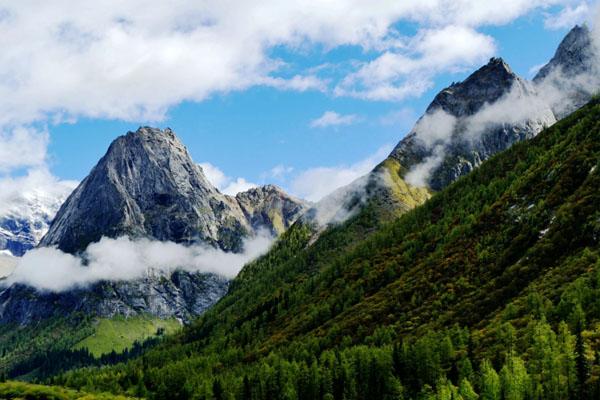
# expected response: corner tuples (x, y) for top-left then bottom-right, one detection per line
(0, 271), (228, 325)
(534, 24), (598, 119)
(40, 127), (252, 254)
(390, 58), (556, 190)
(236, 185), (309, 236)
(0, 127), (307, 325)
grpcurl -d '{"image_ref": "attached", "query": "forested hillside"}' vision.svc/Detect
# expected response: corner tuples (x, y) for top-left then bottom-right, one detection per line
(53, 99), (600, 399)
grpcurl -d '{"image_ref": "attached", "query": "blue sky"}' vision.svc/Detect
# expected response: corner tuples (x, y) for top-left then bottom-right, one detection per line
(0, 1), (593, 202)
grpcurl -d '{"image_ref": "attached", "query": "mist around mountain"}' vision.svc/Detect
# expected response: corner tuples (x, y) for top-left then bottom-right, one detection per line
(51, 72), (600, 400)
(0, 23), (598, 400)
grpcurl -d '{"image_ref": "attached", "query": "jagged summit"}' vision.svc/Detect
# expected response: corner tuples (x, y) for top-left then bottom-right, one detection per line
(236, 185), (309, 236)
(428, 57), (517, 118)
(39, 127), (308, 254)
(534, 25), (595, 82)
(389, 56), (555, 190)
(39, 127), (247, 254)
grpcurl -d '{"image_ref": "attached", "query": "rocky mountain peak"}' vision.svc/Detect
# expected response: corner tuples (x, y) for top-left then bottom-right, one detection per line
(39, 127), (250, 254)
(427, 57), (519, 118)
(236, 185), (309, 236)
(534, 25), (595, 82)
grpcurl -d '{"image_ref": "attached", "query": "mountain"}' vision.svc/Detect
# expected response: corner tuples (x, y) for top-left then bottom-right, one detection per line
(58, 95), (600, 400)
(40, 127), (307, 254)
(0, 181), (75, 256)
(534, 25), (595, 82)
(389, 57), (556, 190)
(40, 127), (250, 254)
(0, 127), (307, 376)
(1, 128), (307, 325)
(236, 184), (309, 236)
(534, 24), (599, 119)
(304, 26), (597, 226)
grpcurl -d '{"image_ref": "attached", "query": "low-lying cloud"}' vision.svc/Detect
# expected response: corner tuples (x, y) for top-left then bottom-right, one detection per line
(3, 234), (273, 292)
(403, 20), (600, 188)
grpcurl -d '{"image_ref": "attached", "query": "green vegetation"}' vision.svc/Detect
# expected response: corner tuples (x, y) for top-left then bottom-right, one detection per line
(74, 316), (180, 357)
(0, 381), (135, 399)
(0, 316), (94, 377)
(49, 99), (600, 398)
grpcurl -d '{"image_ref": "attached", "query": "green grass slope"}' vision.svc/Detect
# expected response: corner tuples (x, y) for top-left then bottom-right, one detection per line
(74, 316), (180, 357)
(58, 100), (600, 399)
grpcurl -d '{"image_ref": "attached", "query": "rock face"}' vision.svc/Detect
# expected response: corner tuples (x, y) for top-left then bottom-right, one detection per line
(40, 127), (251, 254)
(0, 271), (228, 325)
(534, 25), (595, 83)
(389, 57), (556, 190)
(236, 185), (309, 236)
(534, 25), (598, 118)
(0, 127), (307, 325)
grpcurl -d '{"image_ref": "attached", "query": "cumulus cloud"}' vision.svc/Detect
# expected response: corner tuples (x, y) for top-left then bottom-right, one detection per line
(0, 127), (49, 172)
(310, 111), (360, 128)
(290, 145), (392, 202)
(545, 3), (590, 30)
(0, 1), (577, 126)
(199, 162), (257, 195)
(4, 233), (273, 292)
(334, 25), (496, 101)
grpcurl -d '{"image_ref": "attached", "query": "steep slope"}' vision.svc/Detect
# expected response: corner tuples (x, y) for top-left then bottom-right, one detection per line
(302, 27), (596, 230)
(236, 185), (309, 236)
(0, 128), (307, 376)
(40, 127), (251, 254)
(57, 98), (600, 398)
(389, 57), (556, 190)
(534, 24), (599, 118)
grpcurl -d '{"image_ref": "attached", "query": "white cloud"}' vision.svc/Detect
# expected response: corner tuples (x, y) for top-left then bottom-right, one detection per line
(544, 3), (590, 30)
(0, 1), (575, 125)
(290, 145), (392, 202)
(5, 233), (273, 292)
(199, 162), (257, 195)
(262, 164), (294, 181)
(198, 162), (229, 190)
(310, 111), (360, 128)
(335, 25), (496, 101)
(222, 178), (258, 196)
(0, 127), (48, 172)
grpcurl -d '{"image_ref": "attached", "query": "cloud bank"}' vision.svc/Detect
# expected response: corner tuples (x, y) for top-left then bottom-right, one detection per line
(0, 1), (580, 125)
(4, 234), (273, 292)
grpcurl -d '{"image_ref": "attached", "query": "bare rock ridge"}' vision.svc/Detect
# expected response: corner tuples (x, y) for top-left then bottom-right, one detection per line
(387, 25), (597, 191)
(305, 25), (596, 228)
(40, 127), (308, 254)
(0, 128), (308, 325)
(534, 25), (595, 83)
